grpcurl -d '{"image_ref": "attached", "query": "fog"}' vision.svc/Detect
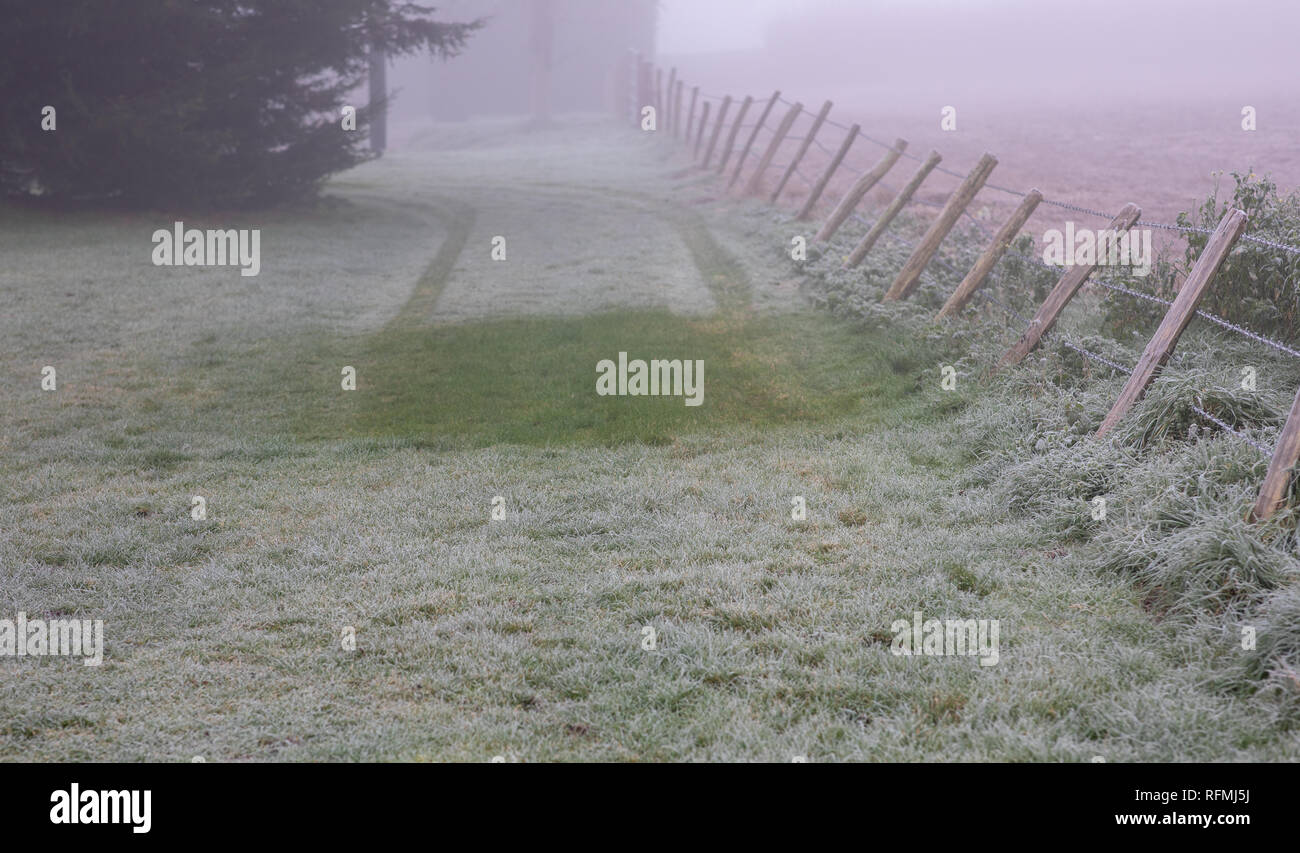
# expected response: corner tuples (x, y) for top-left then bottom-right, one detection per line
(385, 0), (1300, 125)
(658, 0), (1300, 107)
(375, 0), (1300, 224)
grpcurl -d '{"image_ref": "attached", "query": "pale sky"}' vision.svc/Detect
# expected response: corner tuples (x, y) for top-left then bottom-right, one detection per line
(658, 0), (965, 54)
(658, 0), (795, 53)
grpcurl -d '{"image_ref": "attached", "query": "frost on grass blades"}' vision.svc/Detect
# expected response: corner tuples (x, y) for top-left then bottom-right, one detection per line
(151, 221), (261, 277)
(0, 612), (103, 666)
(596, 352), (704, 406)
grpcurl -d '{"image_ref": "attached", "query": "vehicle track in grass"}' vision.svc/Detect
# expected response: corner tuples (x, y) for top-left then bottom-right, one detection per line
(271, 127), (898, 447)
(341, 124), (755, 331)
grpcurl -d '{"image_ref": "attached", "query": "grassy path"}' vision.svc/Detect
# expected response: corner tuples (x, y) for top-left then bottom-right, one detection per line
(2, 118), (1297, 761)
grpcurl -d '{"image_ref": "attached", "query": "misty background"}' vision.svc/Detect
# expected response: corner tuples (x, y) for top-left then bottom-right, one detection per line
(378, 0), (1300, 238)
(387, 0), (1300, 120)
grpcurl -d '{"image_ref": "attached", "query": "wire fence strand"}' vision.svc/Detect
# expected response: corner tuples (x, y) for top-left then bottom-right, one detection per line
(683, 87), (1300, 418)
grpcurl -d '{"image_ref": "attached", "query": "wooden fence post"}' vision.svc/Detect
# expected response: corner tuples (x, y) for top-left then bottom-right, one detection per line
(642, 60), (655, 128)
(814, 139), (907, 242)
(693, 100), (711, 159)
(628, 51), (640, 124)
(655, 68), (663, 127)
(771, 100), (832, 203)
(369, 41), (388, 152)
(613, 53), (627, 120)
(797, 124), (858, 221)
(685, 86), (699, 142)
(884, 153), (998, 300)
(728, 91), (781, 190)
(717, 95), (754, 174)
(633, 53), (644, 122)
(936, 188), (1043, 318)
(997, 203), (1143, 367)
(743, 101), (802, 196)
(844, 150), (942, 268)
(673, 81), (684, 140)
(702, 96), (731, 168)
(1096, 208), (1248, 436)
(1250, 386), (1300, 521)
(665, 67), (676, 134)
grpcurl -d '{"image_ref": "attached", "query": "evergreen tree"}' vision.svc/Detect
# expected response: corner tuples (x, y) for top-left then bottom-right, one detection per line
(0, 1), (479, 207)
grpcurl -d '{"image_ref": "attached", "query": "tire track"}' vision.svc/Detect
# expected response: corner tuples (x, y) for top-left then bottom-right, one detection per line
(347, 176), (747, 331)
(512, 180), (753, 315)
(341, 191), (478, 331)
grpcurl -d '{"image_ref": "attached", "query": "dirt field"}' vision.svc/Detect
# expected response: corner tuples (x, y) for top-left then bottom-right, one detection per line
(665, 74), (1300, 253)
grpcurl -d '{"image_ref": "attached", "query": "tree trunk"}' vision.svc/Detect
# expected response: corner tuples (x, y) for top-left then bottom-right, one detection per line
(368, 41), (387, 153)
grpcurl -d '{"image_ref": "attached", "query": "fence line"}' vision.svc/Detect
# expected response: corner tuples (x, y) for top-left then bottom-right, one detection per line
(621, 56), (1300, 520)
(728, 91), (782, 190)
(771, 103), (828, 202)
(743, 100), (804, 196)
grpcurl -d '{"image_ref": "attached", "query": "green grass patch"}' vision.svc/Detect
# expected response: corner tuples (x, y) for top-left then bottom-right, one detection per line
(267, 309), (920, 447)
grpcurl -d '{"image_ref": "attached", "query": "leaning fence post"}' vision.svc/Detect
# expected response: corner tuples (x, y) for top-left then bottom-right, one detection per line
(728, 91), (781, 190)
(693, 100), (711, 159)
(797, 124), (858, 220)
(771, 100), (832, 203)
(845, 150), (942, 268)
(701, 96), (731, 168)
(1096, 208), (1248, 437)
(814, 139), (907, 242)
(1250, 387), (1300, 521)
(997, 203), (1143, 367)
(885, 153), (998, 301)
(936, 189), (1043, 317)
(685, 86), (700, 143)
(743, 101), (802, 196)
(717, 95), (754, 174)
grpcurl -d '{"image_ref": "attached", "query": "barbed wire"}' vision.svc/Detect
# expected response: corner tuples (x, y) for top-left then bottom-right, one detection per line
(767, 102), (1300, 260)
(984, 182), (1027, 198)
(1241, 233), (1300, 255)
(978, 275), (1265, 455)
(930, 161), (973, 180)
(688, 94), (1300, 385)
(1037, 198), (1116, 220)
(1192, 400), (1273, 455)
(1138, 220), (1214, 237)
(811, 199), (1283, 455)
(839, 160), (866, 178)
(1194, 308), (1300, 360)
(812, 136), (836, 156)
(1089, 277), (1171, 307)
(1058, 340), (1133, 374)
